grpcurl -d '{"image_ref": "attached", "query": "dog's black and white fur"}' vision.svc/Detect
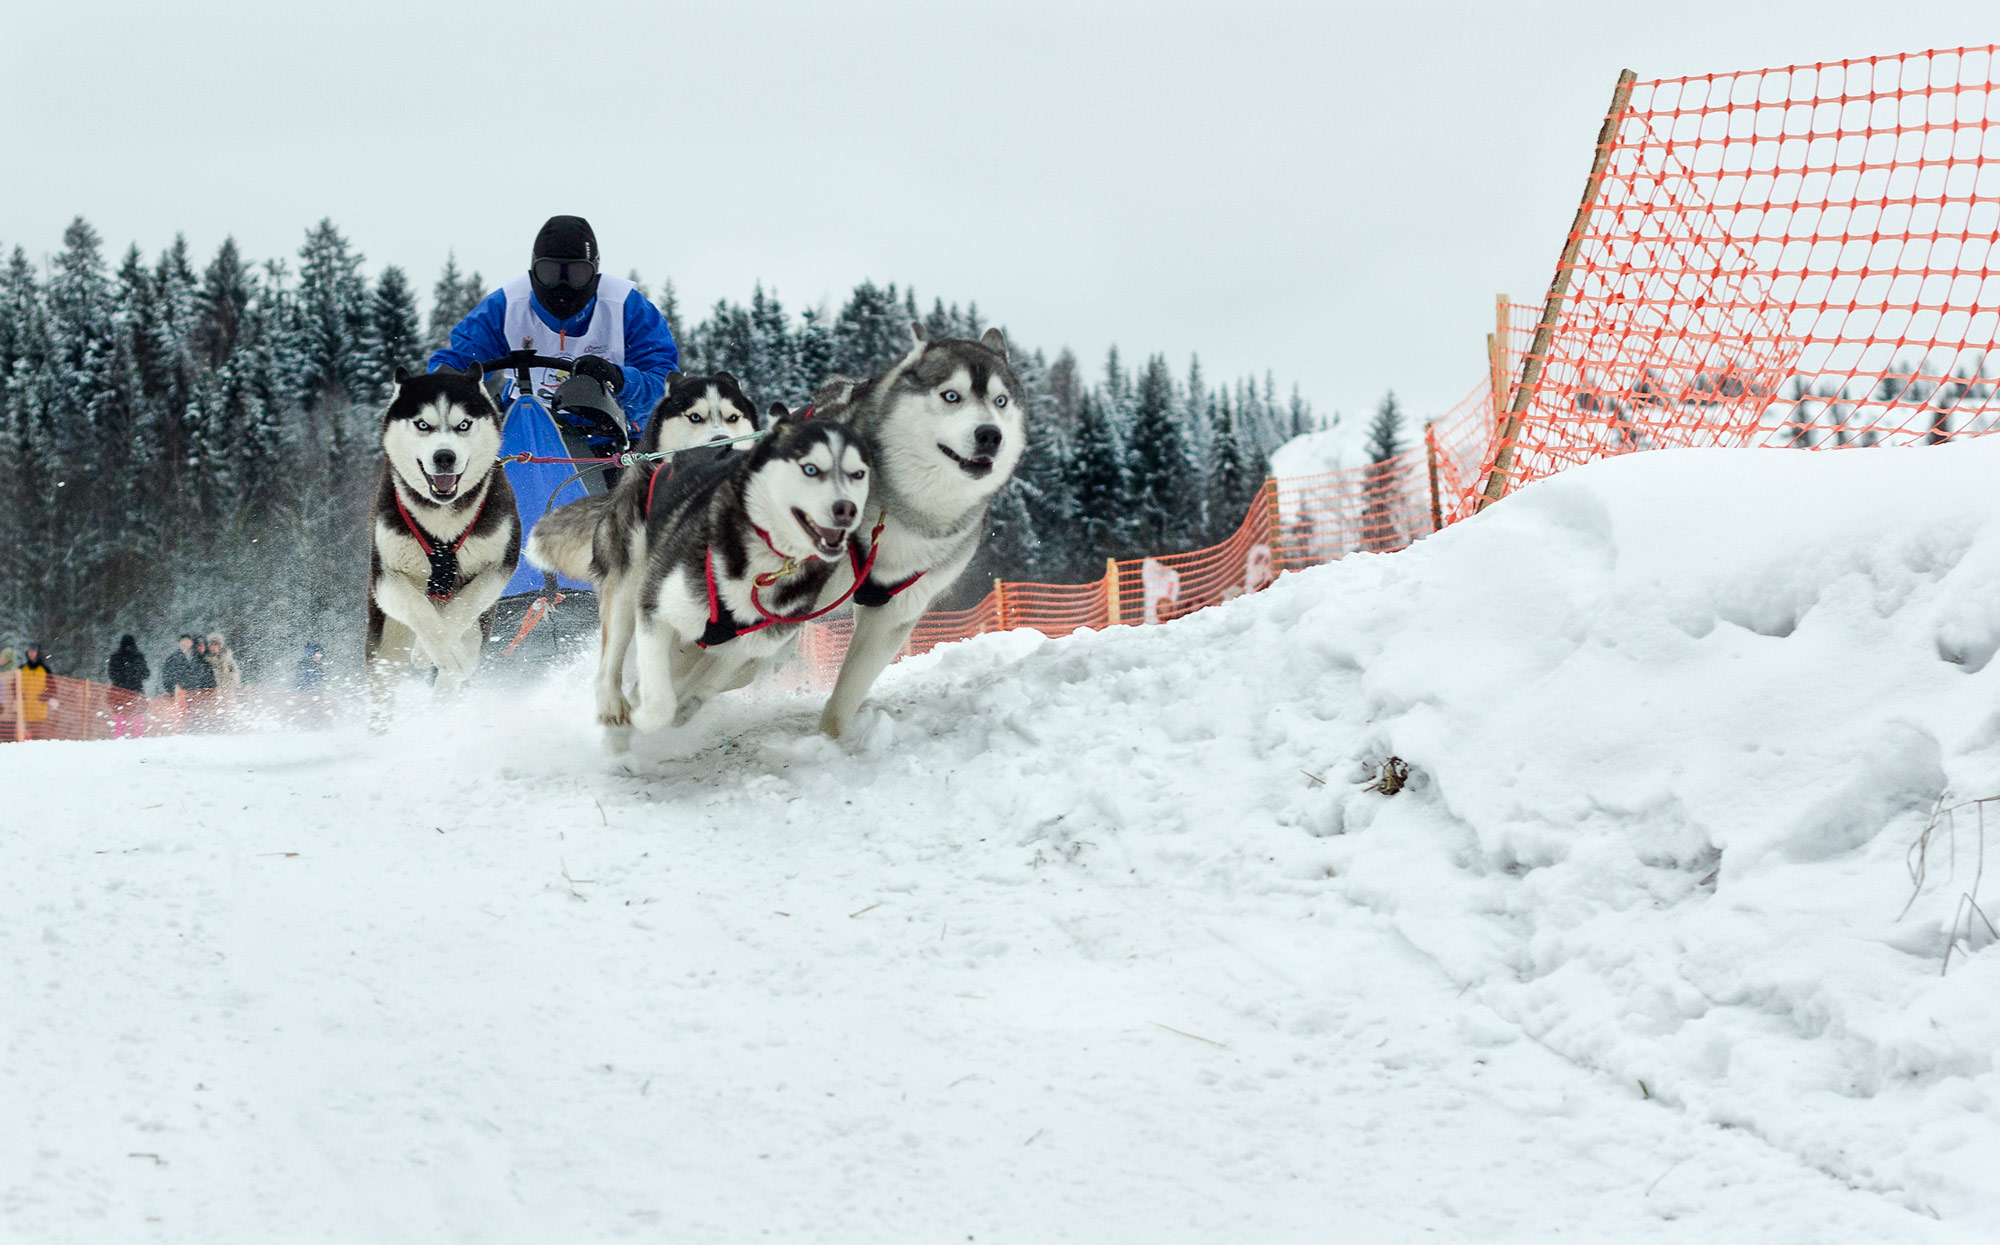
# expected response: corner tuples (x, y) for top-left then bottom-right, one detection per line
(527, 373), (764, 730)
(367, 364), (521, 723)
(528, 389), (871, 739)
(810, 324), (1026, 737)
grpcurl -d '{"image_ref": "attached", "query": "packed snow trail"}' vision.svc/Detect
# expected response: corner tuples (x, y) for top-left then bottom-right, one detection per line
(9, 441), (2000, 1242)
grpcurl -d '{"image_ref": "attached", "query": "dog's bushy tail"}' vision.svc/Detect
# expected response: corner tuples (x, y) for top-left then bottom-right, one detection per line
(524, 494), (613, 584)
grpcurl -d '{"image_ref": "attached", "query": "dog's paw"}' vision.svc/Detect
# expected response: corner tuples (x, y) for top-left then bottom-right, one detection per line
(595, 687), (631, 727)
(627, 701), (674, 734)
(818, 704), (847, 739)
(602, 724), (633, 754)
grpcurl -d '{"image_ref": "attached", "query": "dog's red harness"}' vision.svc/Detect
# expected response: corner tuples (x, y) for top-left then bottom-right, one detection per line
(698, 519), (888, 648)
(392, 484), (488, 601)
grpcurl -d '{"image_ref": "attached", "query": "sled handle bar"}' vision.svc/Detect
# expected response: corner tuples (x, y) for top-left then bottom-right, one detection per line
(465, 351), (582, 395)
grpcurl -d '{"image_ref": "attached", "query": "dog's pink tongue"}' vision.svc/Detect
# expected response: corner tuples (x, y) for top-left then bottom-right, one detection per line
(429, 473), (460, 494)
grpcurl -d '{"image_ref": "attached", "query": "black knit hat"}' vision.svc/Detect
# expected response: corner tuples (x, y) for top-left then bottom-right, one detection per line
(533, 215), (598, 265)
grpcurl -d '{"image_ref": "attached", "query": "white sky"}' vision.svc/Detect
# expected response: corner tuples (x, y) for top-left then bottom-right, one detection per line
(4, 1), (1993, 426)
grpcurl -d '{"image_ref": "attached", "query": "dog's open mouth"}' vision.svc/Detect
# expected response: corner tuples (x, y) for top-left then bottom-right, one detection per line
(423, 467), (462, 499)
(792, 507), (849, 559)
(937, 443), (994, 479)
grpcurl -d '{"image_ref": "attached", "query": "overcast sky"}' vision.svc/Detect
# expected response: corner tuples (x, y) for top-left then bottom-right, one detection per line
(4, 1), (1992, 426)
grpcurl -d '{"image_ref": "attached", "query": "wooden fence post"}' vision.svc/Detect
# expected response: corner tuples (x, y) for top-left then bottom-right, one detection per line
(9, 672), (23, 743)
(1263, 478), (1284, 572)
(1479, 68), (1638, 512)
(1424, 423), (1444, 534)
(1104, 559), (1121, 625)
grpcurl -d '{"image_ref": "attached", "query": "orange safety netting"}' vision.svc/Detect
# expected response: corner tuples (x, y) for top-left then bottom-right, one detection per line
(0, 671), (327, 742)
(1480, 45), (2000, 503)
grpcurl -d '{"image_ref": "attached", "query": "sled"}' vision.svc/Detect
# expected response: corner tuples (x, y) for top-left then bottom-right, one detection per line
(477, 351), (630, 663)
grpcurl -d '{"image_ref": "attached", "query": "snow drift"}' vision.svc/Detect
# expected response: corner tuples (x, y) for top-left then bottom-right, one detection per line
(7, 438), (2000, 1241)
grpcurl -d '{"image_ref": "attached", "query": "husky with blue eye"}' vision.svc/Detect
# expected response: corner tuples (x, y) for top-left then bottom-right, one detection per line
(528, 398), (871, 740)
(808, 324), (1026, 738)
(367, 364), (521, 726)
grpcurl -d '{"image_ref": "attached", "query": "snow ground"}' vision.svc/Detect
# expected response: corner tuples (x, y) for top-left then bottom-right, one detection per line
(8, 441), (2000, 1243)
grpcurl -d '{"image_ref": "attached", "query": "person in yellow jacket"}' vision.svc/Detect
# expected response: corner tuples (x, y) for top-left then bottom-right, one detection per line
(15, 643), (52, 739)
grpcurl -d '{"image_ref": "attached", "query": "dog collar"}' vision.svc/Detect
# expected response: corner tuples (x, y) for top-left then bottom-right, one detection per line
(392, 483), (488, 601)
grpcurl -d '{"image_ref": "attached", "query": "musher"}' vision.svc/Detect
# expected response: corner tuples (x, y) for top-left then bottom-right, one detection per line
(428, 214), (679, 452)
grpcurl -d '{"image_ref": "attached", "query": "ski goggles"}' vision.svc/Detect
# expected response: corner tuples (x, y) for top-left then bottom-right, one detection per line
(533, 258), (598, 289)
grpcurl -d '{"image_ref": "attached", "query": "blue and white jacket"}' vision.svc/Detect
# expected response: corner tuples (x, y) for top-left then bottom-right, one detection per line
(427, 273), (679, 433)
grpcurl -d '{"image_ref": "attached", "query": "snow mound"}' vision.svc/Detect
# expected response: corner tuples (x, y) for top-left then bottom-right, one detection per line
(1268, 424), (1356, 478)
(9, 439), (2000, 1240)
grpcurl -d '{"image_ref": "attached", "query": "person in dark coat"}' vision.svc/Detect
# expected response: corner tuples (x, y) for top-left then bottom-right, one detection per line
(295, 643), (327, 692)
(161, 634), (208, 693)
(106, 634), (150, 738)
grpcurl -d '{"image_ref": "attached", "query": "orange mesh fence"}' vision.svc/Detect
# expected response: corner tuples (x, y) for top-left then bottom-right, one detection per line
(1479, 46), (2000, 505)
(1, 671), (327, 742)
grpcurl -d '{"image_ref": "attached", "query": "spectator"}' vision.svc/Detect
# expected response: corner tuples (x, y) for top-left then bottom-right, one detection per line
(189, 638), (217, 691)
(106, 635), (150, 738)
(0, 646), (16, 672)
(161, 634), (208, 694)
(205, 632), (242, 688)
(16, 643), (53, 740)
(296, 643), (327, 692)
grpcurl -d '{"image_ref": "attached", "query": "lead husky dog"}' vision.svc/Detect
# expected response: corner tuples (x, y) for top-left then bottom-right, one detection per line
(528, 406), (871, 738)
(367, 364), (521, 723)
(526, 373), (763, 726)
(811, 324), (1026, 737)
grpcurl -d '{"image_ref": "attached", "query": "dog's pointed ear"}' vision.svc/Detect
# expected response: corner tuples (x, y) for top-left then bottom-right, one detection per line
(457, 361), (483, 382)
(980, 327), (1008, 360)
(713, 371), (738, 390)
(910, 321), (927, 344)
(393, 365), (412, 385)
(664, 370), (684, 391)
(768, 401), (792, 422)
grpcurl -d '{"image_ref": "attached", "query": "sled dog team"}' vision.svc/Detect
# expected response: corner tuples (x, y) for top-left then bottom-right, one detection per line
(366, 324), (1025, 741)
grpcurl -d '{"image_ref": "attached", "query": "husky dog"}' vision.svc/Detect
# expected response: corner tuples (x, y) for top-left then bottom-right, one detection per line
(526, 372), (763, 723)
(811, 324), (1025, 737)
(528, 402), (871, 736)
(367, 364), (521, 722)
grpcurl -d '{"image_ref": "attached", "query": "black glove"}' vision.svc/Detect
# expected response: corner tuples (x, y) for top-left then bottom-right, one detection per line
(556, 404), (627, 444)
(572, 355), (625, 395)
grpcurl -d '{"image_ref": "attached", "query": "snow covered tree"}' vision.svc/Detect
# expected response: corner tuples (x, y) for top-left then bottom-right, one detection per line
(427, 252), (484, 353)
(1044, 348), (1081, 431)
(1366, 390), (1405, 463)
(1205, 392), (1264, 541)
(1125, 353), (1196, 552)
(1360, 391), (1405, 552)
(653, 278), (683, 349)
(366, 265), (424, 401)
(194, 237), (252, 370)
(833, 281), (911, 377)
(749, 283), (796, 404)
(1064, 391), (1128, 569)
(295, 219), (370, 421)
(793, 306), (834, 399)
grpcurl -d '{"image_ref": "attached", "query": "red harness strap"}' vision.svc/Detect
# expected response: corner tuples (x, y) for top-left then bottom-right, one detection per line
(392, 484), (488, 601)
(697, 520), (886, 648)
(645, 460), (674, 518)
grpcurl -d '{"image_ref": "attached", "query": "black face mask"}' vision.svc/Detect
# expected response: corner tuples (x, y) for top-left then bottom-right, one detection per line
(530, 214), (601, 323)
(531, 260), (599, 322)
